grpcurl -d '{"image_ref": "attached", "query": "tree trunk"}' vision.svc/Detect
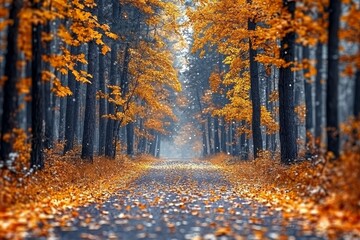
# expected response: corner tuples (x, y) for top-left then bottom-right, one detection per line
(58, 74), (67, 142)
(149, 131), (157, 156)
(354, 70), (360, 119)
(43, 22), (53, 149)
(30, 0), (44, 169)
(98, 0), (106, 155)
(248, 14), (262, 159)
(326, 0), (341, 158)
(213, 117), (220, 153)
(81, 40), (98, 161)
(120, 43), (131, 156)
(231, 122), (239, 156)
(278, 0), (297, 164)
(72, 80), (81, 143)
(26, 60), (32, 131)
(207, 115), (213, 154)
(0, 0), (21, 162)
(294, 85), (301, 142)
(105, 0), (120, 158)
(51, 86), (57, 141)
(265, 72), (271, 151)
(195, 88), (208, 156)
(138, 119), (146, 154)
(315, 42), (323, 148)
(201, 121), (208, 156)
(126, 122), (134, 156)
(105, 44), (117, 158)
(156, 135), (161, 158)
(220, 118), (226, 153)
(240, 121), (249, 160)
(303, 46), (313, 157)
(63, 47), (78, 154)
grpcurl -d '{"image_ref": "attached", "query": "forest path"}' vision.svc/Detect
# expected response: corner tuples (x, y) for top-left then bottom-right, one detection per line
(44, 159), (323, 239)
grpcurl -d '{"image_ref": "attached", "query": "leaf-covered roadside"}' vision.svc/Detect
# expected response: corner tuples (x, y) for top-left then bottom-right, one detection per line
(210, 151), (360, 238)
(0, 148), (155, 239)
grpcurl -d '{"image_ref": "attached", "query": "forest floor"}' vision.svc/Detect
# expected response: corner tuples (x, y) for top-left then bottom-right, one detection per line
(29, 159), (327, 239)
(1, 153), (359, 239)
(0, 148), (155, 239)
(210, 153), (360, 238)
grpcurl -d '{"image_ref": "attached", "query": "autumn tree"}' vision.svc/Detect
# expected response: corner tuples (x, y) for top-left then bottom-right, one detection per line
(247, 0), (262, 158)
(189, 0), (278, 160)
(278, 0), (297, 164)
(81, 5), (99, 161)
(30, 0), (44, 169)
(326, 0), (341, 158)
(0, 0), (22, 162)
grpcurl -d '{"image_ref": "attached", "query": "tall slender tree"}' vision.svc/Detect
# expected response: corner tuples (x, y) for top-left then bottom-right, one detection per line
(0, 0), (22, 162)
(105, 0), (120, 158)
(303, 46), (313, 157)
(278, 0), (297, 164)
(326, 0), (341, 158)
(98, 0), (107, 155)
(81, 5), (99, 161)
(315, 42), (323, 148)
(30, 0), (44, 169)
(63, 47), (78, 154)
(355, 70), (360, 119)
(248, 4), (262, 159)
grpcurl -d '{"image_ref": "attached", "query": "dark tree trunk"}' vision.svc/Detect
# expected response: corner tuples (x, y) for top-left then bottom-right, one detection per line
(227, 124), (231, 154)
(63, 47), (78, 154)
(43, 22), (53, 149)
(201, 122), (208, 156)
(248, 14), (262, 159)
(72, 80), (81, 142)
(303, 46), (313, 157)
(213, 117), (220, 153)
(43, 81), (53, 149)
(294, 85), (301, 141)
(315, 42), (323, 148)
(271, 67), (277, 154)
(195, 88), (208, 156)
(156, 135), (161, 158)
(138, 119), (146, 154)
(207, 115), (213, 154)
(244, 135), (249, 159)
(326, 0), (341, 158)
(278, 0), (297, 164)
(105, 44), (117, 158)
(119, 43), (131, 156)
(51, 87), (57, 142)
(0, 0), (21, 162)
(81, 40), (98, 161)
(231, 122), (239, 156)
(26, 61), (32, 131)
(105, 0), (120, 158)
(149, 131), (157, 156)
(30, 1), (44, 169)
(265, 72), (271, 151)
(58, 74), (67, 142)
(220, 118), (226, 153)
(240, 121), (249, 160)
(98, 0), (106, 155)
(354, 70), (360, 119)
(126, 122), (134, 156)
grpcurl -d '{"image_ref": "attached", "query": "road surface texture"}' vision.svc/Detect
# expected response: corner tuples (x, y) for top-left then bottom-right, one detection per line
(33, 159), (325, 239)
